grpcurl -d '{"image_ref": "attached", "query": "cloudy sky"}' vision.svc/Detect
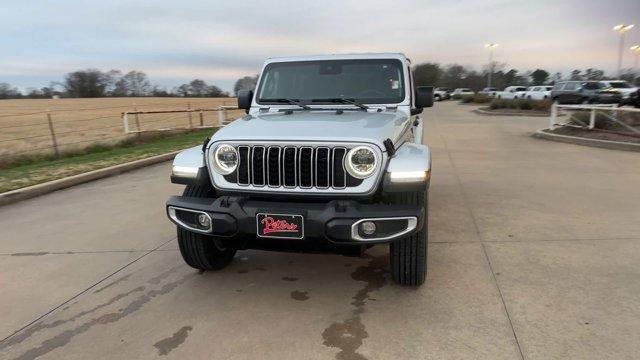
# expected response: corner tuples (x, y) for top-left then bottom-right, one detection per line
(1, 0), (639, 92)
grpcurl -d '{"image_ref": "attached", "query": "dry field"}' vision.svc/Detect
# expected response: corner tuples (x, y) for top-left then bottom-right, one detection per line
(0, 97), (243, 159)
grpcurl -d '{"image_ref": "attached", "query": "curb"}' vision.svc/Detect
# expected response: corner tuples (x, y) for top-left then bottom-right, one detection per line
(532, 129), (640, 152)
(0, 150), (181, 207)
(473, 108), (552, 117)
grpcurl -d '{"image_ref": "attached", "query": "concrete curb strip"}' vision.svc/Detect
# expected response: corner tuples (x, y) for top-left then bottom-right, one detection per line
(532, 129), (640, 152)
(473, 108), (552, 117)
(0, 150), (181, 207)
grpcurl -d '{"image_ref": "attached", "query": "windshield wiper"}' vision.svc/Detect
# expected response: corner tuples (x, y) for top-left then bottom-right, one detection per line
(312, 98), (369, 110)
(262, 98), (310, 110)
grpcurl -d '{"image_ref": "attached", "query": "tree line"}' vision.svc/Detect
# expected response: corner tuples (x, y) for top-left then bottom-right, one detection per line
(0, 69), (229, 99)
(412, 62), (638, 91)
(1, 64), (636, 100)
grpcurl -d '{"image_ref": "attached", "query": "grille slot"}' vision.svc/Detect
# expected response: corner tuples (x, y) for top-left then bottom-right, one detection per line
(251, 146), (266, 186)
(332, 148), (347, 188)
(237, 146), (250, 185)
(298, 147), (313, 188)
(267, 147), (281, 187)
(230, 144), (368, 190)
(315, 147), (330, 188)
(283, 147), (297, 187)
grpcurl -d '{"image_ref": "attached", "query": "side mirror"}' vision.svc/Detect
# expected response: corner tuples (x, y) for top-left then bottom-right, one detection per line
(415, 86), (434, 109)
(237, 90), (253, 113)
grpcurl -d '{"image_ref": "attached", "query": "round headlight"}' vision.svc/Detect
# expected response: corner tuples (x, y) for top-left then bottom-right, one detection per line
(345, 146), (377, 179)
(212, 144), (238, 175)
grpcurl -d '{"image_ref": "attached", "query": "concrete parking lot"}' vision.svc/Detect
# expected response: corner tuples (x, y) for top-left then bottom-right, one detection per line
(1, 101), (640, 360)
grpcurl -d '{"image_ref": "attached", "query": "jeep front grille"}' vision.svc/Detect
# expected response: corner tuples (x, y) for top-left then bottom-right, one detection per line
(232, 145), (361, 189)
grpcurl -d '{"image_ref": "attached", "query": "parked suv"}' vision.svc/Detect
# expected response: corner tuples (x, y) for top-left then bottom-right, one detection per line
(550, 81), (621, 104)
(166, 53), (433, 286)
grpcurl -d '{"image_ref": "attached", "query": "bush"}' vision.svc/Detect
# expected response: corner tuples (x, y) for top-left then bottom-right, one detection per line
(531, 100), (552, 112)
(518, 100), (533, 110)
(489, 99), (551, 112)
(459, 95), (474, 103)
(473, 94), (491, 104)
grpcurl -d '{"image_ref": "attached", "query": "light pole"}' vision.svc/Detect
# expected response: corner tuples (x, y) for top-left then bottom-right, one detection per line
(631, 45), (640, 85)
(613, 24), (634, 78)
(485, 43), (499, 88)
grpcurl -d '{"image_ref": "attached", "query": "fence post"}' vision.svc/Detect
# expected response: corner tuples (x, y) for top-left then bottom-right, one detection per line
(589, 108), (596, 129)
(133, 104), (141, 137)
(199, 111), (204, 127)
(218, 108), (225, 127)
(47, 111), (59, 156)
(123, 112), (130, 133)
(550, 102), (557, 129)
(187, 103), (193, 128)
(611, 103), (618, 122)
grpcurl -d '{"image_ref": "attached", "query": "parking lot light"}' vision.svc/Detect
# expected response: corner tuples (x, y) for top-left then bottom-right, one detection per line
(631, 45), (640, 85)
(484, 43), (499, 88)
(613, 24), (634, 78)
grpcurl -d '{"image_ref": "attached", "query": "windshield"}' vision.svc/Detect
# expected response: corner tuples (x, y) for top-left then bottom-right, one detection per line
(608, 82), (631, 89)
(256, 59), (405, 105)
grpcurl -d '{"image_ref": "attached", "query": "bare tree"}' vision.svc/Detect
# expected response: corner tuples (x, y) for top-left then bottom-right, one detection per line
(0, 83), (22, 99)
(64, 69), (111, 97)
(233, 75), (259, 96)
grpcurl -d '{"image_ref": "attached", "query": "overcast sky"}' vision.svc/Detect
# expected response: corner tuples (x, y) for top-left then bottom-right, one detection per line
(1, 0), (639, 92)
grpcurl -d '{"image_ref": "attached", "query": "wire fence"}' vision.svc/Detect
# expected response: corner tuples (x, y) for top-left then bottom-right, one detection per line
(549, 103), (640, 138)
(0, 98), (243, 161)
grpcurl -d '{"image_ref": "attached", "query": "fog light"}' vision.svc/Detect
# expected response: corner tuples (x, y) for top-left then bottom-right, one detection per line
(360, 221), (376, 235)
(197, 213), (211, 229)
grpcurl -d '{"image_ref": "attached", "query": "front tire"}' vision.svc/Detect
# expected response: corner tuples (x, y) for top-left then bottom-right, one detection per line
(177, 184), (236, 271)
(388, 191), (428, 286)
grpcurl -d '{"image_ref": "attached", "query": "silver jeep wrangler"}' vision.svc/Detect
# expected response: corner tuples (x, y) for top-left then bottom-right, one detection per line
(166, 53), (433, 285)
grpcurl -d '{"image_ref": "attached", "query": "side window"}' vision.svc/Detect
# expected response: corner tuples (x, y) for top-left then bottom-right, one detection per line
(564, 82), (577, 91)
(553, 83), (564, 91)
(583, 82), (598, 90)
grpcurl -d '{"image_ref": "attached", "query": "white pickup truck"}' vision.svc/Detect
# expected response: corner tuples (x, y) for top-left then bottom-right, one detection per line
(496, 86), (527, 100)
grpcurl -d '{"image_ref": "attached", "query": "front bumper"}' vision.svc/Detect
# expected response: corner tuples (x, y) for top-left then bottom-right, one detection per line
(166, 195), (424, 245)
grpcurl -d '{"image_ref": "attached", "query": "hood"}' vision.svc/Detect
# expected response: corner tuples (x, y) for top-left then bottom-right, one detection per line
(212, 110), (410, 150)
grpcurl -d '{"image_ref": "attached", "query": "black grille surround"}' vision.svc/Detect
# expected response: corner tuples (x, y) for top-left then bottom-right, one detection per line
(212, 142), (383, 195)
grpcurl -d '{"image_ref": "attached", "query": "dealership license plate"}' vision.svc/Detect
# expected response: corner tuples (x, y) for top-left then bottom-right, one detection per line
(256, 213), (304, 239)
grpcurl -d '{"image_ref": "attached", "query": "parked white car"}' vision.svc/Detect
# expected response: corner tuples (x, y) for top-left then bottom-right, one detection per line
(433, 87), (451, 101)
(496, 86), (527, 100)
(599, 80), (638, 105)
(523, 85), (553, 100)
(452, 88), (475, 97)
(478, 87), (498, 97)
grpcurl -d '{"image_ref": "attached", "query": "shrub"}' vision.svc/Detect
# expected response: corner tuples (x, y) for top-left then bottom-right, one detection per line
(489, 98), (551, 112)
(531, 100), (552, 112)
(518, 100), (533, 110)
(473, 94), (491, 104)
(460, 95), (474, 103)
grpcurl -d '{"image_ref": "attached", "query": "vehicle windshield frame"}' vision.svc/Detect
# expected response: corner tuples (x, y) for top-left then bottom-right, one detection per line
(255, 59), (406, 106)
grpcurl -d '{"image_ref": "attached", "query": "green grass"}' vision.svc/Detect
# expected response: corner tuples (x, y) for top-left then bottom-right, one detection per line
(0, 128), (216, 193)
